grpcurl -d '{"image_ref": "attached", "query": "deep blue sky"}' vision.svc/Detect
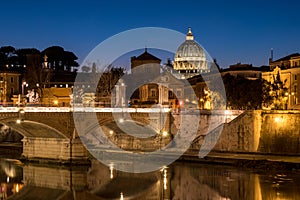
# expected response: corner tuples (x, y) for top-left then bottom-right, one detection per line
(1, 0), (299, 68)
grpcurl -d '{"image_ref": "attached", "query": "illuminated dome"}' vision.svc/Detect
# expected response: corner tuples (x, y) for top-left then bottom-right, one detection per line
(174, 28), (209, 79)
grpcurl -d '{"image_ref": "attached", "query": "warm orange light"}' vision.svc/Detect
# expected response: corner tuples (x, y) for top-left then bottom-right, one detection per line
(53, 100), (58, 105)
(274, 117), (284, 123)
(162, 131), (168, 137)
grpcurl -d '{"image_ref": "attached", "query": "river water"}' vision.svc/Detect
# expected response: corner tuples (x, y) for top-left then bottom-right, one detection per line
(1, 158), (300, 200)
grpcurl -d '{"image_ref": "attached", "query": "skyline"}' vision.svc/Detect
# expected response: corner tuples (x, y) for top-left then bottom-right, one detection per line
(1, 0), (300, 68)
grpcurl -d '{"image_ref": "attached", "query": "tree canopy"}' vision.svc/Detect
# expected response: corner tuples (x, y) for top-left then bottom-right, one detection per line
(0, 45), (79, 72)
(223, 74), (263, 110)
(41, 46), (79, 71)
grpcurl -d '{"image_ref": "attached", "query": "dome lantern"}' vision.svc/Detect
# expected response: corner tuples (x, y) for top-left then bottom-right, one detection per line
(186, 27), (194, 41)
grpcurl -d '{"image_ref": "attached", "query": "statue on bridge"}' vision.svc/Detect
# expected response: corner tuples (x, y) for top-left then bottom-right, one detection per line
(26, 89), (39, 104)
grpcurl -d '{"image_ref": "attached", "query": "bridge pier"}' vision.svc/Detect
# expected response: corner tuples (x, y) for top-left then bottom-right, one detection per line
(21, 137), (89, 164)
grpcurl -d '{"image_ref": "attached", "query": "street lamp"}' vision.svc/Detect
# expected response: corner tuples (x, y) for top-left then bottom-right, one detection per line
(21, 81), (27, 106)
(159, 131), (169, 149)
(291, 92), (296, 106)
(200, 98), (204, 109)
(22, 81), (27, 96)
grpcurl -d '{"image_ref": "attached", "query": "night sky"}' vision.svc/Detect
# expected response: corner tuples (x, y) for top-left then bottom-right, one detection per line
(1, 0), (299, 68)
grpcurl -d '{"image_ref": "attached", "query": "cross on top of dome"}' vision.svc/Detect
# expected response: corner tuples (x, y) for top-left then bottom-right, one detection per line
(186, 27), (194, 40)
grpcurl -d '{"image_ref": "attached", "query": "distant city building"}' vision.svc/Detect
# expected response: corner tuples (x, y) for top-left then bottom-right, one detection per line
(0, 45), (79, 106)
(40, 87), (72, 107)
(220, 63), (266, 80)
(173, 28), (209, 79)
(263, 53), (300, 109)
(0, 71), (21, 105)
(131, 48), (161, 70)
(124, 49), (184, 108)
(269, 53), (300, 70)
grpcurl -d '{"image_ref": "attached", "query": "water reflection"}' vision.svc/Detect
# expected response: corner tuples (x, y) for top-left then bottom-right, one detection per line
(0, 159), (23, 199)
(0, 158), (300, 199)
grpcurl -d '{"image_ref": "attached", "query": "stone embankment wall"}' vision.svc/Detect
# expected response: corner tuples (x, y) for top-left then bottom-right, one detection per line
(213, 110), (300, 154)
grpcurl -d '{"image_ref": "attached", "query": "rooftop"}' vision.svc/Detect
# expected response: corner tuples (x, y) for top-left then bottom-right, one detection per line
(131, 49), (161, 61)
(273, 53), (300, 62)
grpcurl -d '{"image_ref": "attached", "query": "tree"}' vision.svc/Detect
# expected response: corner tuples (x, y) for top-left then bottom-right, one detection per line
(262, 72), (288, 109)
(41, 46), (79, 72)
(96, 65), (125, 97)
(222, 74), (263, 110)
(15, 48), (40, 65)
(0, 46), (15, 58)
(0, 46), (16, 67)
(64, 51), (79, 71)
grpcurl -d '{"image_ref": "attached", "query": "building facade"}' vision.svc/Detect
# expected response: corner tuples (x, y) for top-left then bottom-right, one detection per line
(125, 49), (184, 108)
(220, 63), (263, 80)
(0, 71), (21, 105)
(269, 53), (300, 70)
(263, 53), (300, 109)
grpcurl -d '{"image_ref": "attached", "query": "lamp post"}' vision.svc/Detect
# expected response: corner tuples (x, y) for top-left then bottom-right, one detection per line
(21, 81), (27, 106)
(22, 81), (26, 96)
(159, 130), (168, 149)
(200, 98), (204, 109)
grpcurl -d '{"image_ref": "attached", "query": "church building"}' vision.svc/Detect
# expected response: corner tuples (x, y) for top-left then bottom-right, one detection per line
(173, 28), (209, 79)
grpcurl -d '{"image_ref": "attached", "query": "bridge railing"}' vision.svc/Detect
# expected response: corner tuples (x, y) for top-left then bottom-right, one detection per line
(0, 106), (244, 116)
(0, 106), (172, 113)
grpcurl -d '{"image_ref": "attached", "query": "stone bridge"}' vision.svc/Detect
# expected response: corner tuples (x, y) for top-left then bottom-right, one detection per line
(0, 107), (241, 161)
(2, 107), (298, 162)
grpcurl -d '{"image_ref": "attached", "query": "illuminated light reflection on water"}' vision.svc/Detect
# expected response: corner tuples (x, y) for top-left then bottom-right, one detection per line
(0, 158), (300, 199)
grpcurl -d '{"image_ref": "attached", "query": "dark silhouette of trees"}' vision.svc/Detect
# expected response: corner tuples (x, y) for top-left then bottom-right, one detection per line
(41, 46), (79, 72)
(0, 45), (79, 96)
(15, 48), (40, 65)
(0, 46), (16, 68)
(96, 66), (125, 97)
(0, 45), (79, 73)
(16, 48), (42, 90)
(64, 51), (79, 71)
(222, 72), (288, 110)
(223, 74), (263, 110)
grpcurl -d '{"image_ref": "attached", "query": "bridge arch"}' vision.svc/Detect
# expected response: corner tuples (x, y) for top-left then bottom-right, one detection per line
(0, 118), (88, 162)
(0, 120), (67, 139)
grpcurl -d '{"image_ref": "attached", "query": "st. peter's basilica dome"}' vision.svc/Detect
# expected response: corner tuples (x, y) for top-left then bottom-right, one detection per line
(173, 28), (209, 79)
